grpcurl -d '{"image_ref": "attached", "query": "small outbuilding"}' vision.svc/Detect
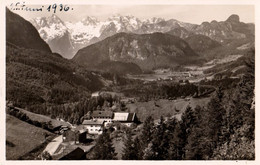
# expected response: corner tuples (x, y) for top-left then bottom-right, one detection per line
(59, 147), (85, 160)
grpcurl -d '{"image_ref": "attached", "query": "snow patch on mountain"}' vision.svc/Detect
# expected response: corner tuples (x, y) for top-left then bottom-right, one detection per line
(143, 17), (165, 24)
(31, 15), (68, 42)
(31, 13), (252, 59)
(65, 21), (103, 43)
(31, 14), (198, 59)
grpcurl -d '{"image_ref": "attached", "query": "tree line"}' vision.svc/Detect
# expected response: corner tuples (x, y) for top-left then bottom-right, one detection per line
(90, 49), (255, 160)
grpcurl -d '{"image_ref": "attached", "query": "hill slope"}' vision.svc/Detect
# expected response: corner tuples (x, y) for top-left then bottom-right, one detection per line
(6, 9), (105, 108)
(6, 44), (105, 107)
(166, 27), (192, 39)
(73, 32), (199, 72)
(6, 8), (51, 53)
(6, 114), (54, 160)
(185, 34), (221, 53)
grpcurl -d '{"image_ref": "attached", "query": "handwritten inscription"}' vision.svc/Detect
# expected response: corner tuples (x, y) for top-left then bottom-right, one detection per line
(46, 4), (72, 13)
(9, 2), (73, 13)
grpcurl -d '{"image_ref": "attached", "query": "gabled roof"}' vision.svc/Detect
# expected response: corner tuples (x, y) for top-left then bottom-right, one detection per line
(92, 111), (113, 118)
(82, 120), (104, 125)
(127, 113), (135, 121)
(59, 147), (85, 160)
(113, 112), (136, 122)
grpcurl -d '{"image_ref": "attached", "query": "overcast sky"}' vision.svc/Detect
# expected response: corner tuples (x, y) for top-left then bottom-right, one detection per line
(9, 5), (254, 24)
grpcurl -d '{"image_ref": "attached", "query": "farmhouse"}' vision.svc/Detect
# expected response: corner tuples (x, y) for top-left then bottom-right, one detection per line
(92, 111), (113, 126)
(113, 112), (137, 127)
(79, 111), (138, 140)
(82, 120), (104, 135)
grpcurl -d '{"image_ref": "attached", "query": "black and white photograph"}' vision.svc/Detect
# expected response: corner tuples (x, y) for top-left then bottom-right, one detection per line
(1, 0), (258, 162)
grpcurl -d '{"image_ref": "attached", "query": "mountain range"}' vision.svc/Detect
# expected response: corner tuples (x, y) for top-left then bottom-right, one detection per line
(5, 7), (255, 111)
(30, 14), (254, 59)
(6, 8), (108, 107)
(73, 32), (199, 72)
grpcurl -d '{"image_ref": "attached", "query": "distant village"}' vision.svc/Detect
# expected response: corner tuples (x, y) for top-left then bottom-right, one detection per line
(68, 92), (138, 139)
(77, 110), (137, 138)
(6, 91), (140, 160)
(51, 91), (139, 159)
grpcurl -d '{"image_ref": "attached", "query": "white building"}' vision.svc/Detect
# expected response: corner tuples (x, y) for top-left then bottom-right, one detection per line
(92, 111), (114, 127)
(82, 120), (104, 135)
(113, 112), (137, 127)
(91, 91), (100, 98)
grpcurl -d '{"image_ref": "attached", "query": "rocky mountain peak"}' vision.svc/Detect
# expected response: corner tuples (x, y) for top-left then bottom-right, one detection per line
(81, 16), (99, 25)
(30, 13), (253, 59)
(144, 17), (165, 24)
(226, 14), (240, 23)
(201, 21), (210, 26)
(47, 14), (64, 25)
(108, 14), (141, 24)
(108, 14), (122, 21)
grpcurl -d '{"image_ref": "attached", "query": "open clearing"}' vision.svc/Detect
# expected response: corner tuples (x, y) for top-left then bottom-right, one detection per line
(127, 97), (211, 122)
(6, 114), (54, 160)
(17, 108), (70, 127)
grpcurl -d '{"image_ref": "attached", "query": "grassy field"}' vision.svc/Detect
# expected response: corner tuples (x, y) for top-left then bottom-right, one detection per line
(127, 97), (211, 122)
(6, 114), (54, 160)
(17, 107), (70, 127)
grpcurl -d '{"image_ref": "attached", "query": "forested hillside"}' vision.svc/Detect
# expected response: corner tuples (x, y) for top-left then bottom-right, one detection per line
(118, 50), (255, 160)
(73, 32), (200, 72)
(6, 8), (51, 53)
(6, 43), (105, 105)
(6, 7), (255, 160)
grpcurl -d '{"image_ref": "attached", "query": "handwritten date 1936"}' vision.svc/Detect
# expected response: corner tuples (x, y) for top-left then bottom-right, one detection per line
(9, 2), (73, 13)
(47, 4), (72, 13)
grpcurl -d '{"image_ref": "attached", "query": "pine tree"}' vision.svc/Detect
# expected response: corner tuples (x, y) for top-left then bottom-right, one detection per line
(229, 49), (255, 139)
(140, 116), (154, 147)
(168, 118), (183, 160)
(212, 49), (255, 160)
(144, 116), (169, 160)
(184, 106), (207, 160)
(92, 131), (117, 160)
(199, 88), (226, 158)
(179, 106), (197, 159)
(133, 137), (143, 160)
(122, 130), (138, 160)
